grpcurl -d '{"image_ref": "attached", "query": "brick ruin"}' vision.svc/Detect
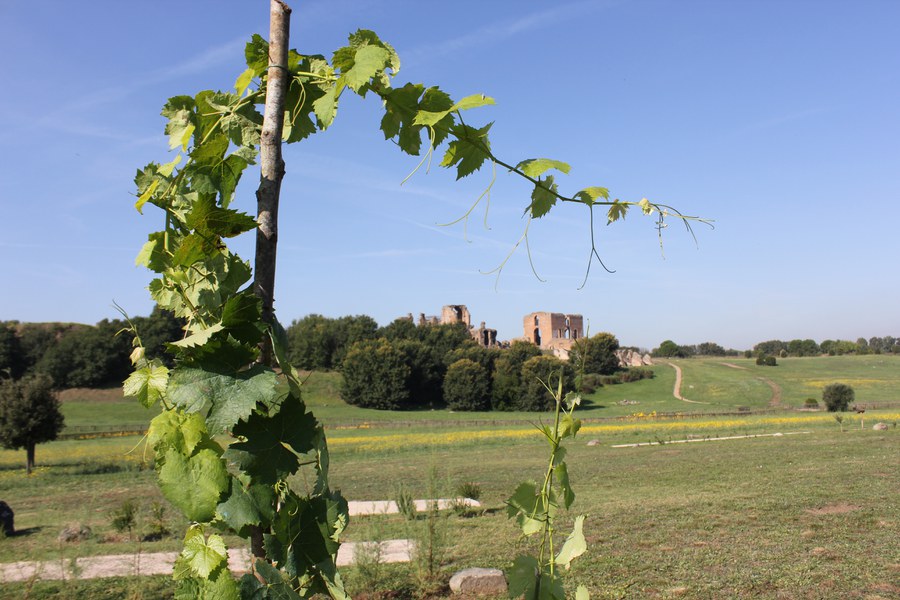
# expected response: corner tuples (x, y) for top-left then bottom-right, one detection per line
(522, 311), (584, 359)
(399, 305), (500, 348)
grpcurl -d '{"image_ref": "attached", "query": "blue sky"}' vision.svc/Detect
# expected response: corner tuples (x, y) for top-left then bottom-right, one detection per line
(1, 0), (898, 351)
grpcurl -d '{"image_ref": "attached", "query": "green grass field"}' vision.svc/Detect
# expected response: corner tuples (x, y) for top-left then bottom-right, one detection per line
(1, 355), (898, 599)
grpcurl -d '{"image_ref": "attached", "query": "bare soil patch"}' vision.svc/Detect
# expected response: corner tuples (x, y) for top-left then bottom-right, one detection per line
(719, 362), (748, 370)
(805, 503), (861, 516)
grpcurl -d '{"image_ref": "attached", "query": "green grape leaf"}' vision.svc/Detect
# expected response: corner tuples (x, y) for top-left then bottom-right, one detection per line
(380, 82), (426, 155)
(174, 567), (240, 600)
(219, 101), (263, 148)
(228, 393), (318, 484)
(161, 95), (196, 151)
(573, 186), (610, 205)
(559, 413), (581, 440)
(251, 561), (303, 600)
(506, 481), (544, 535)
(418, 86), (454, 146)
(638, 197), (655, 215)
(182, 525), (228, 578)
(413, 93), (495, 127)
(234, 67), (255, 96)
(516, 158), (571, 179)
(508, 555), (541, 600)
(135, 179), (159, 214)
(265, 490), (348, 590)
(188, 134), (249, 207)
(440, 122), (493, 179)
(135, 232), (169, 271)
(554, 462), (575, 510)
(216, 479), (276, 536)
(186, 195), (258, 239)
(167, 364), (279, 435)
(312, 84), (338, 129)
(244, 34), (269, 73)
(148, 410), (208, 456)
(340, 45), (390, 92)
(607, 200), (628, 223)
(220, 292), (265, 345)
(170, 233), (210, 267)
(169, 323), (225, 349)
(158, 447), (229, 522)
(527, 176), (559, 219)
(123, 364), (169, 408)
(555, 515), (587, 569)
(283, 76), (321, 143)
(576, 585), (590, 600)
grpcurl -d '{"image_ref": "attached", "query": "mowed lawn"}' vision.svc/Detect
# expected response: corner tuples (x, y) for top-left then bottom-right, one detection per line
(1, 355), (898, 598)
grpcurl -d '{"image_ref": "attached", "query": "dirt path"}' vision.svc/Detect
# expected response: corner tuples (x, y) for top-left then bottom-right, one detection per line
(0, 499), (480, 583)
(719, 362), (747, 370)
(719, 363), (783, 406)
(0, 540), (412, 583)
(758, 376), (782, 407)
(664, 362), (708, 404)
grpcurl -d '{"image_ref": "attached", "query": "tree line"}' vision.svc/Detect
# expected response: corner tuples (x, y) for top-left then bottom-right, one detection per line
(287, 314), (647, 412)
(649, 336), (899, 359)
(0, 307), (184, 388)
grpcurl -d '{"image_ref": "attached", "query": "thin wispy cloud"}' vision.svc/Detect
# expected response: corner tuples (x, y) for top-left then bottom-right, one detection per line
(36, 36), (247, 137)
(734, 106), (833, 136)
(402, 1), (615, 68)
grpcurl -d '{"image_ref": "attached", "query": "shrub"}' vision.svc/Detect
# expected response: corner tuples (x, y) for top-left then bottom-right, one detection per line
(395, 482), (417, 521)
(490, 341), (542, 410)
(803, 398), (819, 409)
(756, 354), (777, 366)
(575, 373), (604, 394)
(110, 500), (138, 537)
(340, 339), (411, 410)
(456, 481), (481, 501)
(569, 332), (620, 375)
(618, 367), (654, 383)
(517, 356), (575, 411)
(823, 383), (854, 412)
(443, 359), (491, 411)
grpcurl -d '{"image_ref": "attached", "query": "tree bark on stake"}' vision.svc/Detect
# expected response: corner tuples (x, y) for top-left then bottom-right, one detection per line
(251, 0), (291, 564)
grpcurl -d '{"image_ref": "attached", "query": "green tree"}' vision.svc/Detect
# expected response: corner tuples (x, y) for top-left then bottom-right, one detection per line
(378, 317), (419, 341)
(395, 339), (444, 407)
(0, 323), (25, 379)
(518, 355), (575, 411)
(754, 340), (788, 356)
(15, 323), (70, 374)
(822, 383), (854, 412)
(491, 341), (542, 410)
(787, 339), (820, 357)
(286, 314), (378, 371)
(695, 341), (727, 356)
(652, 339), (688, 358)
(569, 332), (620, 375)
(443, 359), (491, 411)
(0, 374), (64, 474)
(36, 320), (131, 388)
(340, 339), (411, 410)
(286, 314), (338, 370)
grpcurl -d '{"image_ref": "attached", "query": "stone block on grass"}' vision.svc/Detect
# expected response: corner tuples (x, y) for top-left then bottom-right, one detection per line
(450, 567), (507, 595)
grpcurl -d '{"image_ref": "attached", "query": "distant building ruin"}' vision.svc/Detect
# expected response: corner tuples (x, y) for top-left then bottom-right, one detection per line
(522, 311), (584, 359)
(399, 305), (501, 348)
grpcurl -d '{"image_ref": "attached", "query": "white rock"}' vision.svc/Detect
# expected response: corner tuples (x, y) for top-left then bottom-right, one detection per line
(450, 567), (508, 595)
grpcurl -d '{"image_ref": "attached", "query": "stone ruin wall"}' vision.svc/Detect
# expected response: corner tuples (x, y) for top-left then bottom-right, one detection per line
(400, 305), (501, 348)
(523, 311), (583, 359)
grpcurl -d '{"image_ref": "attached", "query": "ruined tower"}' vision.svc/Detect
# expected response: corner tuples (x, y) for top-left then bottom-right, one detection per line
(523, 311), (584, 359)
